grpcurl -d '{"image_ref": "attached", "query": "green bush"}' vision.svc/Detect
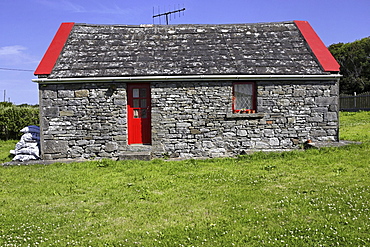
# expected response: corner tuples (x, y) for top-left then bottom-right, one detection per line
(0, 103), (39, 140)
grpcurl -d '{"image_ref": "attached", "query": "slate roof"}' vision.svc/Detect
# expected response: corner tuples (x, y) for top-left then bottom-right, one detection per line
(47, 21), (332, 78)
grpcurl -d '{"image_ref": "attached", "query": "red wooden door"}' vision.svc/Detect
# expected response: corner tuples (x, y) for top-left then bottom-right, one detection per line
(127, 83), (151, 144)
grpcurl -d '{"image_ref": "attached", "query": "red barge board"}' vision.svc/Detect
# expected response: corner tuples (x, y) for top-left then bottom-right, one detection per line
(34, 22), (75, 76)
(294, 20), (340, 72)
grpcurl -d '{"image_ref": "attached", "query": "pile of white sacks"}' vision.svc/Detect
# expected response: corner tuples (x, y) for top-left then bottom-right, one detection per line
(10, 125), (40, 162)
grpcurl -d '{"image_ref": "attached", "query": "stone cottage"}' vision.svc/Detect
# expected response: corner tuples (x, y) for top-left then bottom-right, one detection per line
(33, 21), (341, 160)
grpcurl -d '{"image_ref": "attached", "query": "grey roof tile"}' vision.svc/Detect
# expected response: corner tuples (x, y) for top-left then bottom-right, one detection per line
(49, 21), (327, 78)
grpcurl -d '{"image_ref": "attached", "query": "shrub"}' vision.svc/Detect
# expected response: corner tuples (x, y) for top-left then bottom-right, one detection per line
(0, 103), (39, 140)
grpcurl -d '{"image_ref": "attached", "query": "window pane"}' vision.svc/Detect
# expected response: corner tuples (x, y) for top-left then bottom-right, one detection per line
(140, 99), (147, 108)
(141, 109), (147, 118)
(133, 89), (139, 98)
(133, 109), (139, 118)
(234, 84), (253, 110)
(133, 99), (140, 108)
(139, 88), (147, 98)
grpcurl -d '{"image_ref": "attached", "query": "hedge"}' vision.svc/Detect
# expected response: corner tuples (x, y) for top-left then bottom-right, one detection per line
(0, 103), (39, 140)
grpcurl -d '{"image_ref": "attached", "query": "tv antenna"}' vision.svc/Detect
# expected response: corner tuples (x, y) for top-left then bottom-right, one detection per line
(153, 5), (185, 25)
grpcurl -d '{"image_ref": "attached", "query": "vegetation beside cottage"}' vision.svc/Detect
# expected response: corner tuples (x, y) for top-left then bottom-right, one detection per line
(0, 111), (369, 246)
(0, 102), (39, 140)
(329, 36), (370, 95)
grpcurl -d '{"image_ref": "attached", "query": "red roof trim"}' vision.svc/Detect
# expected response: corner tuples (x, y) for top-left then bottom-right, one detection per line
(294, 20), (340, 72)
(34, 22), (75, 76)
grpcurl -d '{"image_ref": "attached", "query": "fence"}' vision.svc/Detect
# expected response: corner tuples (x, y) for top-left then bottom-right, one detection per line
(339, 92), (370, 111)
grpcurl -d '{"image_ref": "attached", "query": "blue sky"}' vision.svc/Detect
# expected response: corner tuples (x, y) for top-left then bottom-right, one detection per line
(0, 0), (369, 105)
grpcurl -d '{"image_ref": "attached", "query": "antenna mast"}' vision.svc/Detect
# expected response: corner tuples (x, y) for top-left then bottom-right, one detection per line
(153, 5), (185, 25)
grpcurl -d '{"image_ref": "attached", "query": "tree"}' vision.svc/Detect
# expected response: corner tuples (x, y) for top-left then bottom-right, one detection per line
(328, 37), (370, 94)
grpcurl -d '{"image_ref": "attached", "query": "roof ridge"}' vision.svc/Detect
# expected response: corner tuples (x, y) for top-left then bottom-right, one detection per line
(72, 21), (297, 28)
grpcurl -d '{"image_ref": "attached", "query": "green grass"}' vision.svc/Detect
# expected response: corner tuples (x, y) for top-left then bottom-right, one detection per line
(340, 111), (370, 142)
(0, 112), (369, 246)
(0, 140), (17, 163)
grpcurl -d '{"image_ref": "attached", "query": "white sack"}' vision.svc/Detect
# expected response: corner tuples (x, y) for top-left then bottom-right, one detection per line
(15, 140), (38, 150)
(12, 147), (40, 157)
(21, 132), (40, 142)
(13, 154), (39, 162)
(20, 125), (40, 134)
(10, 125), (41, 162)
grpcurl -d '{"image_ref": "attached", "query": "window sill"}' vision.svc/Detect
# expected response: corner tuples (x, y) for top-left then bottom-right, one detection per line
(226, 112), (265, 119)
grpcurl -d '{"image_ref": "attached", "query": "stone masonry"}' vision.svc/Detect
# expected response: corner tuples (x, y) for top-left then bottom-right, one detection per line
(40, 83), (127, 160)
(39, 79), (339, 160)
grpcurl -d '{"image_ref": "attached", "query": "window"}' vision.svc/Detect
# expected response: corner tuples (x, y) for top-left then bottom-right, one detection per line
(132, 87), (148, 119)
(232, 82), (256, 113)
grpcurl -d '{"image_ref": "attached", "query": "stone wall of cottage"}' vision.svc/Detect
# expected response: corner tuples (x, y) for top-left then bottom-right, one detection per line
(39, 80), (339, 160)
(150, 80), (339, 158)
(39, 83), (128, 160)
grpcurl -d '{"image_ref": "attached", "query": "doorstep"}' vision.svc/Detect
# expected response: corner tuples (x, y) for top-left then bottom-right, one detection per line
(118, 151), (152, 161)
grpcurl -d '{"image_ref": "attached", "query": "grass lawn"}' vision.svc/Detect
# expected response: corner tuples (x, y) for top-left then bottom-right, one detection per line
(0, 140), (17, 164)
(0, 112), (369, 246)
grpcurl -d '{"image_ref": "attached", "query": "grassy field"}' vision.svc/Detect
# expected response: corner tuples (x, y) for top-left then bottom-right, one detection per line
(0, 111), (369, 246)
(0, 140), (17, 164)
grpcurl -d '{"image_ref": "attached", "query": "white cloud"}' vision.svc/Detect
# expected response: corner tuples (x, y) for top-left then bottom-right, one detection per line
(62, 0), (86, 12)
(37, 0), (136, 16)
(93, 3), (135, 15)
(0, 45), (37, 66)
(37, 0), (85, 13)
(0, 45), (27, 56)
